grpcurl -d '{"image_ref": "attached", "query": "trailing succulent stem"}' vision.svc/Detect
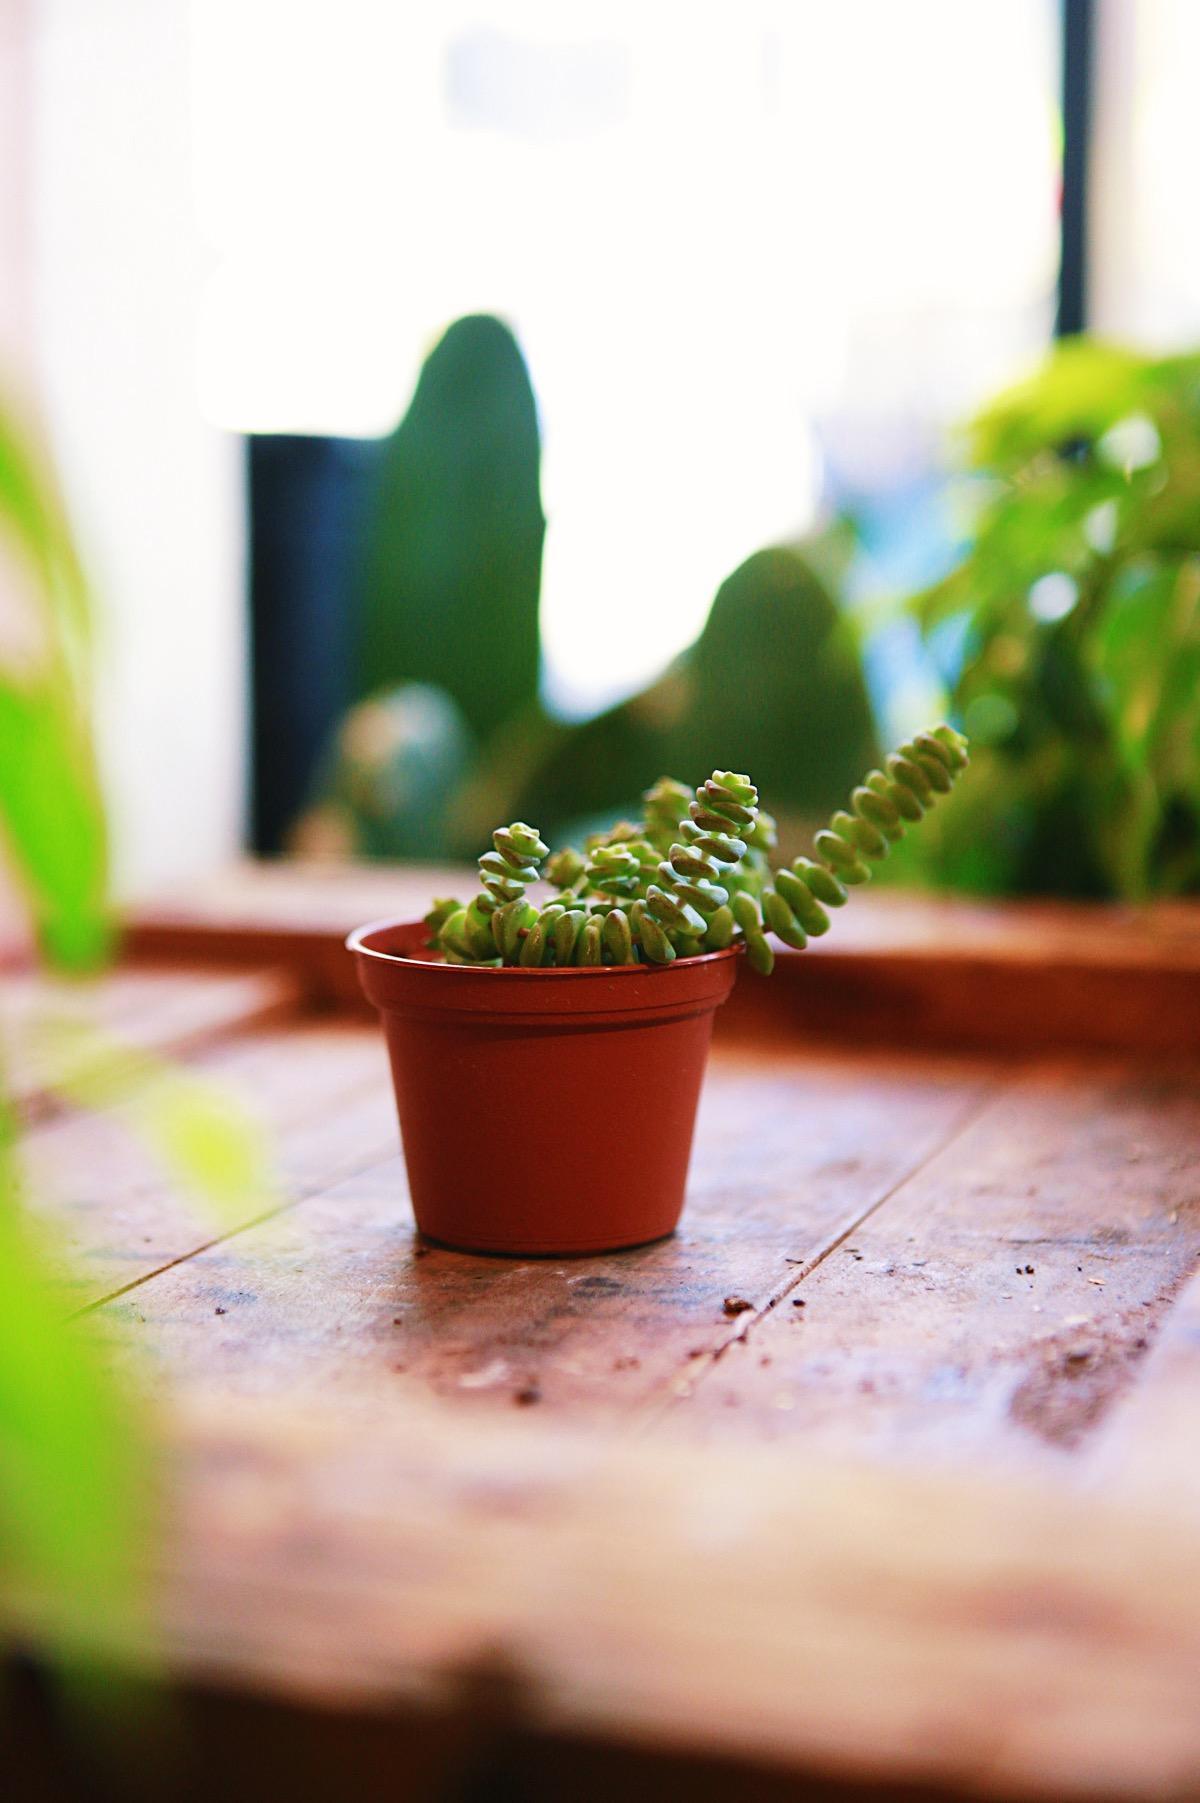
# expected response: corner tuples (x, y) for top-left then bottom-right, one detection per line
(748, 725), (970, 973)
(424, 726), (969, 971)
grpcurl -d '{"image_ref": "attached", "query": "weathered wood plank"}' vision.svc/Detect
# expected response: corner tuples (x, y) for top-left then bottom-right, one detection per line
(124, 860), (1200, 1051)
(122, 860), (473, 1007)
(10, 941), (1200, 1798)
(126, 860), (1200, 972)
(97, 1044), (996, 1416)
(664, 1058), (1200, 1462)
(2, 964), (298, 1122)
(29, 1387), (1199, 1802)
(724, 941), (1200, 1055)
(1089, 1264), (1200, 1503)
(21, 1023), (400, 1312)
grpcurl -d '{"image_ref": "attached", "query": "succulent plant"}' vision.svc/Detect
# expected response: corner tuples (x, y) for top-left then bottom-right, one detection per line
(425, 727), (969, 974)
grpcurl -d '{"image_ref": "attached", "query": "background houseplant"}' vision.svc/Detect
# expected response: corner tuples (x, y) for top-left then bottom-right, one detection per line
(886, 340), (1200, 899)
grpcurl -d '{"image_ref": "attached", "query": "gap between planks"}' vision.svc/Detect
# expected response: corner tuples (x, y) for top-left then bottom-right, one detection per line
(654, 1053), (1200, 1464)
(632, 1068), (1011, 1426)
(90, 1044), (1007, 1428)
(3, 963), (301, 1125)
(21, 1019), (402, 1316)
(71, 1035), (1200, 1475)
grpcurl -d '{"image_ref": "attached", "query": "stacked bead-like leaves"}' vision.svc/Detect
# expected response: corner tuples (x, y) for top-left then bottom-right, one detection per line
(424, 728), (969, 972)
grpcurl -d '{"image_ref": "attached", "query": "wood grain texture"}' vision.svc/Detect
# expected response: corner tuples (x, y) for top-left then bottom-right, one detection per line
(2, 963), (298, 1121)
(21, 1023), (399, 1312)
(724, 944), (1200, 1055)
(32, 1387), (1198, 1803)
(96, 1043), (995, 1417)
(123, 859), (1200, 1050)
(12, 901), (1200, 1799)
(666, 1058), (1200, 1462)
(121, 860), (472, 1008)
(1090, 1264), (1200, 1503)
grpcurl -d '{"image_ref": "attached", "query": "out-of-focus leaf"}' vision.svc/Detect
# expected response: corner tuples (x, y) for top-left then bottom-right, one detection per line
(0, 679), (111, 970)
(0, 386), (276, 1696)
(29, 1016), (277, 1224)
(0, 392), (110, 968)
(0, 1091), (153, 1666)
(894, 339), (1200, 899)
(0, 393), (91, 659)
(968, 340), (1148, 468)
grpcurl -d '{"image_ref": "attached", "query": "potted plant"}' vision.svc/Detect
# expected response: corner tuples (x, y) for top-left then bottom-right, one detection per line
(348, 726), (969, 1255)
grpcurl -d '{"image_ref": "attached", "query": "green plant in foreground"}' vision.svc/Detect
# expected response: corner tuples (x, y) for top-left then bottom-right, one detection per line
(426, 726), (969, 975)
(0, 389), (273, 1677)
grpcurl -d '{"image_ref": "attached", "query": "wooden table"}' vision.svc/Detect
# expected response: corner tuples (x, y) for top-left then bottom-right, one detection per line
(8, 864), (1200, 1801)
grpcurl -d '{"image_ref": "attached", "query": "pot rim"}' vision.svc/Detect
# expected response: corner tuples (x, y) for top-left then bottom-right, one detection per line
(346, 915), (742, 977)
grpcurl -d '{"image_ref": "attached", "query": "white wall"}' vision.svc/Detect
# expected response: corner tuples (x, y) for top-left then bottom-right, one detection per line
(29, 0), (245, 899)
(191, 0), (1058, 721)
(1090, 0), (1200, 345)
(0, 0), (32, 372)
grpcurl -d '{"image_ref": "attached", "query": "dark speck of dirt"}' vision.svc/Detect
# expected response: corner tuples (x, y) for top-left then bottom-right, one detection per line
(1025, 1264), (1035, 1275)
(575, 1274), (623, 1296)
(759, 1356), (772, 1367)
(514, 1384), (541, 1407)
(392, 1316), (403, 1326)
(214, 1307), (226, 1316)
(723, 1296), (754, 1317)
(613, 1355), (640, 1371)
(792, 1298), (806, 1308)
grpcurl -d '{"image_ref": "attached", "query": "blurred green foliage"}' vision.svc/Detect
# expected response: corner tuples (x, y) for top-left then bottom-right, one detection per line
(355, 315), (545, 746)
(0, 401), (111, 969)
(0, 389), (149, 1665)
(0, 1100), (153, 1666)
(502, 543), (880, 848)
(335, 316), (875, 863)
(0, 391), (273, 1673)
(898, 340), (1200, 897)
(298, 682), (474, 860)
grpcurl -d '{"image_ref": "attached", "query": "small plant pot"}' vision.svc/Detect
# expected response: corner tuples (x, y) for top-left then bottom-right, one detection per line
(347, 919), (739, 1256)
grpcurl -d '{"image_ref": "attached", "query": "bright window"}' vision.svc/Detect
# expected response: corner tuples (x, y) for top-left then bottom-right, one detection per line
(196, 1), (1060, 717)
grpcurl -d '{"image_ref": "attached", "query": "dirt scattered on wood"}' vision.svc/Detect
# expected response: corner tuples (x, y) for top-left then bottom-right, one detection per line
(513, 1383), (541, 1406)
(723, 1296), (753, 1317)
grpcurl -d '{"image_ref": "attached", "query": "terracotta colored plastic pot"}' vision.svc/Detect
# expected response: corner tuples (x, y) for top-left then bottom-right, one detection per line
(347, 919), (739, 1255)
